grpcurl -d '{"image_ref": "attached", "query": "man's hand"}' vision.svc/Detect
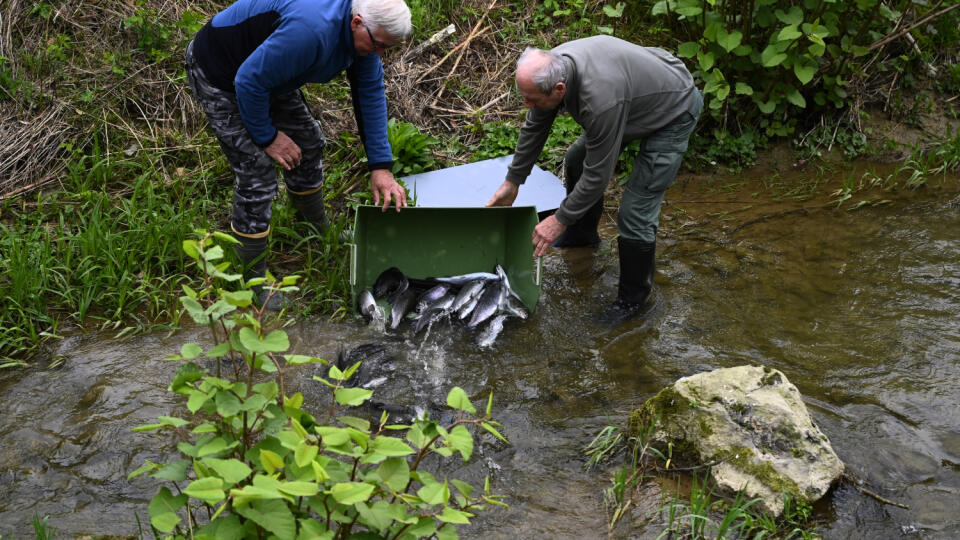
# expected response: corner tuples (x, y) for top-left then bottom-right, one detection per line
(532, 214), (566, 257)
(265, 131), (302, 170)
(370, 169), (407, 212)
(485, 180), (519, 207)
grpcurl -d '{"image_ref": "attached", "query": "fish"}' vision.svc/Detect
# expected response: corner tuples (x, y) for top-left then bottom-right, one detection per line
(501, 293), (529, 320)
(358, 289), (379, 321)
(373, 267), (407, 300)
(429, 271), (499, 286)
(335, 343), (395, 388)
(495, 263), (524, 304)
(457, 295), (480, 320)
(467, 279), (504, 329)
(414, 306), (447, 334)
(388, 288), (417, 330)
(450, 279), (485, 313)
(416, 283), (451, 310)
(477, 314), (509, 348)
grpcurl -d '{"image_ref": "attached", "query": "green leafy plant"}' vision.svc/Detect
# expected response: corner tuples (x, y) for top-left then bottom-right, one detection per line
(131, 231), (508, 538)
(651, 0), (919, 136)
(388, 118), (440, 176)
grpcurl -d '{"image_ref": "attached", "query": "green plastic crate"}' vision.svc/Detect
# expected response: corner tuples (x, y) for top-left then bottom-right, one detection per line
(350, 205), (541, 313)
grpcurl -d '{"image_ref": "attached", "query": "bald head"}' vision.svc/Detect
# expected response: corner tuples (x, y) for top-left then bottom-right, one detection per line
(515, 47), (567, 109)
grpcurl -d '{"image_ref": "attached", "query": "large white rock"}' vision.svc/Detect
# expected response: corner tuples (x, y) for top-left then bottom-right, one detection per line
(628, 365), (843, 516)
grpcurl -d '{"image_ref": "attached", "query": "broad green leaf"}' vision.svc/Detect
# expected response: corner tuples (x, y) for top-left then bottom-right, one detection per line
(335, 387), (373, 406)
(151, 459), (191, 482)
(735, 82), (754, 95)
(761, 45), (787, 67)
(794, 60), (817, 84)
(205, 342), (231, 358)
(329, 481), (375, 504)
(777, 24), (802, 41)
(297, 518), (333, 539)
(184, 477), (226, 504)
(372, 437), (414, 457)
(278, 481), (319, 497)
(223, 290), (253, 307)
(260, 449), (285, 473)
(447, 425), (474, 461)
(698, 51), (715, 72)
(786, 86), (806, 107)
(128, 461), (158, 480)
(355, 500), (393, 531)
(716, 29), (742, 52)
(676, 5), (702, 16)
(445, 387), (476, 414)
(202, 458), (252, 484)
(485, 392), (493, 418)
(757, 98), (777, 114)
(437, 507), (472, 524)
(187, 389), (214, 413)
(337, 416), (371, 431)
(775, 6), (803, 25)
(182, 240), (199, 259)
(451, 479), (474, 498)
(436, 523), (458, 540)
(196, 513), (244, 539)
(215, 390), (242, 417)
(234, 499), (296, 540)
(181, 296), (209, 324)
(602, 2), (624, 17)
(285, 354), (324, 366)
(677, 41), (700, 58)
(377, 457), (410, 492)
(316, 426), (351, 447)
(148, 487), (187, 533)
(198, 437), (237, 457)
(295, 441), (319, 467)
(181, 343), (203, 359)
(417, 480), (449, 505)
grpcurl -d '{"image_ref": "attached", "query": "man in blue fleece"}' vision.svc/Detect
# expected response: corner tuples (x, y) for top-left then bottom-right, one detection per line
(185, 0), (412, 310)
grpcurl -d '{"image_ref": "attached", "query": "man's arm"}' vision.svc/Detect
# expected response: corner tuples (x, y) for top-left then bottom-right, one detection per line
(486, 106), (558, 207)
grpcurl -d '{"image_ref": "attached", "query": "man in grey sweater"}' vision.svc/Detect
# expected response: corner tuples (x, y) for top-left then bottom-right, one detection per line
(486, 35), (702, 323)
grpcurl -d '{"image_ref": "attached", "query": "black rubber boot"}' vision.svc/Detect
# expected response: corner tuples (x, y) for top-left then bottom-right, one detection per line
(595, 237), (656, 325)
(552, 149), (602, 248)
(552, 199), (603, 248)
(235, 234), (288, 312)
(289, 190), (330, 235)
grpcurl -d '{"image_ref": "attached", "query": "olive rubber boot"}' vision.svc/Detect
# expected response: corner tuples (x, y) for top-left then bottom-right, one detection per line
(235, 234), (289, 312)
(289, 189), (331, 235)
(595, 237), (655, 325)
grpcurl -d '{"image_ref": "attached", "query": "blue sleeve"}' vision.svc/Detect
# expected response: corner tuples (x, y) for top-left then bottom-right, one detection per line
(234, 22), (319, 146)
(346, 54), (393, 170)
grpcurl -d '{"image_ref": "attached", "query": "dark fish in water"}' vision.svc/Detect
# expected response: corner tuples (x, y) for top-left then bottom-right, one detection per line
(373, 267), (407, 299)
(335, 343), (395, 388)
(450, 279), (484, 313)
(429, 271), (499, 286)
(413, 307), (446, 334)
(468, 279), (504, 329)
(358, 289), (379, 321)
(388, 288), (416, 330)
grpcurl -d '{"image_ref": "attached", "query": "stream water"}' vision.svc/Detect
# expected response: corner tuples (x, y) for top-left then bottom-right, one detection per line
(1, 168), (958, 538)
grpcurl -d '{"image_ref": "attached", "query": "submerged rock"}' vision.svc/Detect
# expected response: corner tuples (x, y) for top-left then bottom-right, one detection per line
(628, 365), (843, 516)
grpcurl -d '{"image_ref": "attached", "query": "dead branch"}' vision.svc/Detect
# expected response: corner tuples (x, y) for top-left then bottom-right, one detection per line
(867, 2), (960, 52)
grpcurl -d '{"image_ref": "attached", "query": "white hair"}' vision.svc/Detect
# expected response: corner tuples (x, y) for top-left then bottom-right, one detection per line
(352, 0), (413, 41)
(517, 47), (567, 94)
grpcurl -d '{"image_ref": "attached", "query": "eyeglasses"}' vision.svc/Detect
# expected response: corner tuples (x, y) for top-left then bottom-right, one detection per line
(363, 22), (391, 51)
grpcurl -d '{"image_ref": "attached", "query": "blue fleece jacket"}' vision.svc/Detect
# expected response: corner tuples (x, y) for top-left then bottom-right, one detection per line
(192, 0), (393, 169)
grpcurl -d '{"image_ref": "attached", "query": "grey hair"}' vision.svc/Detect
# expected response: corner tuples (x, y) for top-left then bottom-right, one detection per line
(352, 0), (413, 41)
(517, 47), (567, 94)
